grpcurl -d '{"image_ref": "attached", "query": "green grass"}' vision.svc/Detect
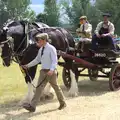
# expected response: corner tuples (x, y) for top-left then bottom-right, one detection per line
(0, 58), (63, 104)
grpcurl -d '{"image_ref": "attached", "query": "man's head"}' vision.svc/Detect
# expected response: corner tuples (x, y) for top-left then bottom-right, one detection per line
(35, 33), (49, 47)
(79, 16), (87, 25)
(102, 13), (111, 23)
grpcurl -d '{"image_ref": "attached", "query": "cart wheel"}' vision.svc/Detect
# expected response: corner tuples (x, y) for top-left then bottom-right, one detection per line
(88, 69), (98, 81)
(62, 68), (78, 88)
(109, 63), (120, 91)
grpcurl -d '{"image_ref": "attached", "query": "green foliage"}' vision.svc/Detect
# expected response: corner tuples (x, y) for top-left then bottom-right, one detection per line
(60, 0), (91, 27)
(0, 0), (36, 26)
(36, 13), (48, 23)
(21, 8), (36, 22)
(60, 0), (120, 35)
(44, 0), (60, 26)
(95, 0), (120, 34)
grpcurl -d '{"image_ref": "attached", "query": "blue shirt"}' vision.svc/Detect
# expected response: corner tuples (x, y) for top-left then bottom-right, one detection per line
(26, 43), (58, 71)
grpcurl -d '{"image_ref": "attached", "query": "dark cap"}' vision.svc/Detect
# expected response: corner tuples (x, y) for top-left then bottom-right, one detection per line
(102, 13), (111, 17)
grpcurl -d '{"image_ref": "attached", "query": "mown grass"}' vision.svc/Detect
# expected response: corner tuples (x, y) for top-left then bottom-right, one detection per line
(0, 58), (63, 104)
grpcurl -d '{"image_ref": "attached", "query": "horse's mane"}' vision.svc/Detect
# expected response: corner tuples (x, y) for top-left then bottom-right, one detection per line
(37, 27), (57, 32)
(4, 20), (50, 31)
(31, 27), (58, 38)
(32, 22), (49, 28)
(4, 21), (22, 28)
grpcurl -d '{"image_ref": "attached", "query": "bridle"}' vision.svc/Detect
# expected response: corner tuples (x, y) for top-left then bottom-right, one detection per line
(0, 34), (28, 64)
(0, 22), (42, 65)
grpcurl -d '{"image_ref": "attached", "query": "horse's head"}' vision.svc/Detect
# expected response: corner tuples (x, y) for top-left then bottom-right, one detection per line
(0, 28), (12, 67)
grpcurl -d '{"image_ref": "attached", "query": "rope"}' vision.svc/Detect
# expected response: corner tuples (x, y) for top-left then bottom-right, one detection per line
(15, 56), (48, 88)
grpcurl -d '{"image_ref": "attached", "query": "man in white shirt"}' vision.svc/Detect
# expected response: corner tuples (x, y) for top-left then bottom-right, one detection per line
(92, 13), (115, 50)
(22, 33), (66, 112)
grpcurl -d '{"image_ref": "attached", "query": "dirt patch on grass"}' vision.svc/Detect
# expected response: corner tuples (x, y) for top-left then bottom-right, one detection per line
(0, 78), (120, 120)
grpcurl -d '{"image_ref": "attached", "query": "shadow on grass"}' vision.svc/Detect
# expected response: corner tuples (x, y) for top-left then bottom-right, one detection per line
(0, 98), (59, 120)
(2, 108), (58, 120)
(60, 78), (111, 97)
(77, 78), (111, 96)
(0, 78), (114, 120)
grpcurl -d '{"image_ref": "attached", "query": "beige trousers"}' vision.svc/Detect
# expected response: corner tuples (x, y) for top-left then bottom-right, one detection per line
(31, 69), (65, 108)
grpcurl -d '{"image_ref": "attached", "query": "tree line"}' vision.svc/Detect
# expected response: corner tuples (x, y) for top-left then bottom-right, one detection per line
(0, 0), (35, 27)
(0, 0), (120, 35)
(37, 0), (120, 35)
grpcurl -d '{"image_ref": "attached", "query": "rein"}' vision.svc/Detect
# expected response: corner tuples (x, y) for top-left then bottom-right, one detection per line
(0, 34), (28, 64)
(15, 56), (48, 88)
(1, 26), (63, 88)
(6, 37), (47, 89)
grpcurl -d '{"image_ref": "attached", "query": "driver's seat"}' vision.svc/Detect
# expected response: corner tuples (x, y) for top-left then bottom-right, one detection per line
(97, 37), (114, 50)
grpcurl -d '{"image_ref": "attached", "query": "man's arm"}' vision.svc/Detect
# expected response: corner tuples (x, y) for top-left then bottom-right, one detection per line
(76, 25), (84, 33)
(95, 22), (102, 36)
(50, 47), (58, 71)
(25, 49), (41, 68)
(85, 24), (92, 33)
(106, 23), (115, 36)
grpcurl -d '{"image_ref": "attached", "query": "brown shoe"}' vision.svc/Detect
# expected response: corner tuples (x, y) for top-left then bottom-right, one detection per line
(58, 102), (67, 110)
(23, 103), (36, 112)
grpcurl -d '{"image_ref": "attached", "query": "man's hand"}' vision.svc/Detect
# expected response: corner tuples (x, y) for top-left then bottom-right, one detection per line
(77, 31), (86, 34)
(101, 34), (108, 37)
(21, 65), (28, 70)
(97, 34), (101, 38)
(76, 31), (81, 34)
(82, 31), (86, 34)
(47, 70), (54, 76)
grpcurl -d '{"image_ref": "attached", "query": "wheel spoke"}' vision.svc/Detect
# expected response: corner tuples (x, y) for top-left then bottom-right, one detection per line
(110, 64), (120, 90)
(113, 79), (120, 88)
(88, 69), (98, 81)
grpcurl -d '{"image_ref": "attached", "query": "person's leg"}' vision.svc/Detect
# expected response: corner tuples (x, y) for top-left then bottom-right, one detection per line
(30, 70), (50, 108)
(105, 36), (116, 50)
(23, 70), (49, 112)
(91, 34), (99, 50)
(49, 70), (66, 110)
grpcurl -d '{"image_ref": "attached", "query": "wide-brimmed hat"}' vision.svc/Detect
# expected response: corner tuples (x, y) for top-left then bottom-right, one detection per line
(102, 13), (111, 17)
(79, 16), (87, 20)
(35, 33), (49, 40)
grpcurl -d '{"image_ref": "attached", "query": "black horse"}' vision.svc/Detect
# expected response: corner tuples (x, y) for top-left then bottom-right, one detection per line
(0, 20), (75, 103)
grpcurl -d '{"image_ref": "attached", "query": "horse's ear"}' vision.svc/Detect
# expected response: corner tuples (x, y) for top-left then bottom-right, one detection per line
(3, 26), (8, 32)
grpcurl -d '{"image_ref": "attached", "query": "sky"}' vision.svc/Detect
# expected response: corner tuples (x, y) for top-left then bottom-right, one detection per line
(30, 0), (45, 14)
(30, 0), (94, 15)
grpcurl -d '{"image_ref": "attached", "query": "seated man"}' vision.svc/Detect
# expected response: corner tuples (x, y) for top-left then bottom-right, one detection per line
(76, 16), (92, 41)
(92, 13), (115, 50)
(76, 16), (92, 51)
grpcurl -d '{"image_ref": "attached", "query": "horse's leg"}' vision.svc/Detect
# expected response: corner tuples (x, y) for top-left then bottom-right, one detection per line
(18, 65), (37, 106)
(63, 55), (79, 97)
(25, 66), (37, 103)
(21, 65), (54, 104)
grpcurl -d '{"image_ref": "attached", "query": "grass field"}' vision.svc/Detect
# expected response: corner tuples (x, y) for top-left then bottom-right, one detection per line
(1, 57), (120, 120)
(0, 58), (63, 104)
